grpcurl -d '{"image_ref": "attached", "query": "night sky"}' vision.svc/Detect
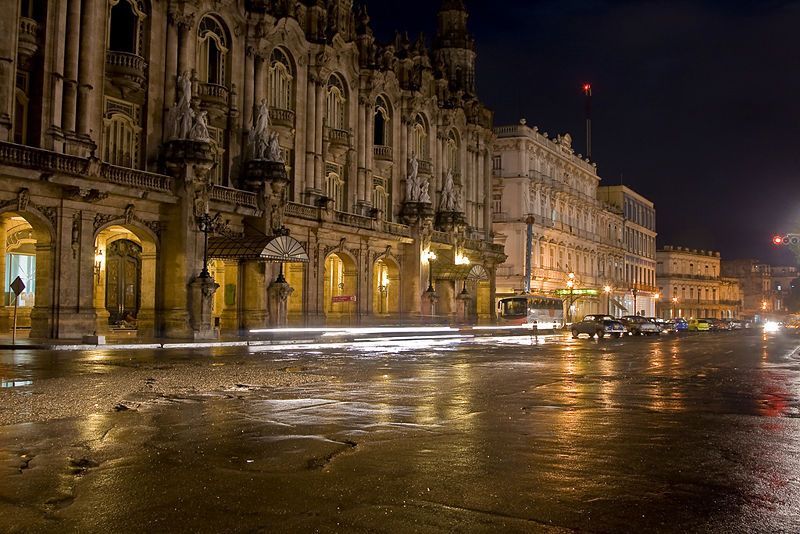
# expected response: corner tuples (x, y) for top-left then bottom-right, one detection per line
(365, 0), (800, 265)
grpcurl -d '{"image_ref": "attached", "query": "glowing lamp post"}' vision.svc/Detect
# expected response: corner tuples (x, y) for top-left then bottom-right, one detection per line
(378, 274), (389, 314)
(455, 253), (471, 322)
(672, 297), (678, 319)
(566, 272), (576, 324)
(603, 285), (612, 315)
(423, 249), (438, 319)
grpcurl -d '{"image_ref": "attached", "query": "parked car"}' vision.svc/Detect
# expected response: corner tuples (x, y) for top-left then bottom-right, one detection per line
(647, 317), (667, 333)
(669, 318), (689, 332)
(704, 318), (729, 331)
(619, 315), (662, 336)
(727, 319), (743, 330)
(688, 318), (711, 331)
(571, 314), (627, 339)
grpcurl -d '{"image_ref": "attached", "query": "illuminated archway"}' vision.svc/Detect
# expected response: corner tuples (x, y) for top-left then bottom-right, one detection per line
(373, 256), (400, 317)
(0, 208), (55, 338)
(94, 223), (158, 336)
(323, 252), (357, 322)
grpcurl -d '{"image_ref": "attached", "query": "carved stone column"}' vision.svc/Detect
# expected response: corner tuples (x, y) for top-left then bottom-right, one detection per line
(313, 80), (325, 192)
(241, 261), (268, 329)
(268, 278), (294, 327)
(0, 0), (20, 139)
(304, 76), (317, 201)
(75, 0), (103, 149)
(60, 0), (81, 137)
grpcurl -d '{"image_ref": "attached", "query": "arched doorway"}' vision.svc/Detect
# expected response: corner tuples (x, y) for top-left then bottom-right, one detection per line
(285, 262), (305, 324)
(105, 239), (141, 324)
(0, 209), (54, 338)
(94, 224), (158, 336)
(465, 265), (491, 322)
(373, 256), (400, 318)
(323, 252), (357, 323)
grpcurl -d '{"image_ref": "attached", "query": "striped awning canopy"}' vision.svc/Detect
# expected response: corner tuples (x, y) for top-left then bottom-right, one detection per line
(433, 264), (489, 281)
(208, 234), (309, 263)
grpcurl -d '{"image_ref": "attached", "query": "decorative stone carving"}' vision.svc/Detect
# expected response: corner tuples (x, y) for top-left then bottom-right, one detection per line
(124, 204), (135, 225)
(249, 99), (271, 160)
(17, 188), (30, 212)
(71, 211), (81, 259)
(189, 111), (211, 142)
(63, 186), (108, 203)
(439, 168), (458, 212)
(404, 154), (431, 205)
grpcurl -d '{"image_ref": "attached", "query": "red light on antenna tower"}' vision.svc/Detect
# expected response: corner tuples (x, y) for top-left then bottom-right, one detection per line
(582, 83), (592, 95)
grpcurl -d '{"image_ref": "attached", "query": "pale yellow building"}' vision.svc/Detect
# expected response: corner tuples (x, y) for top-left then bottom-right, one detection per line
(656, 246), (741, 319)
(492, 121), (627, 319)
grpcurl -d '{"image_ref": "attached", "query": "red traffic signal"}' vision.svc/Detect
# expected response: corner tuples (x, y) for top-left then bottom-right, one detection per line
(773, 234), (800, 246)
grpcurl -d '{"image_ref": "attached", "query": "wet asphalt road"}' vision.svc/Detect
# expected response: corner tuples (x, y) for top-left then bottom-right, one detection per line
(1, 330), (800, 533)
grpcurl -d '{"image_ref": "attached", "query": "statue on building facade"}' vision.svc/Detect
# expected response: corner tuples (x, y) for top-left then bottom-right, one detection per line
(440, 168), (458, 212)
(404, 154), (431, 204)
(189, 111), (211, 142)
(267, 131), (283, 162)
(249, 99), (271, 160)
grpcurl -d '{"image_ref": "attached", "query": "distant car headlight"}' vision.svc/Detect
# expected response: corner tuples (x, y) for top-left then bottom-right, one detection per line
(763, 321), (780, 333)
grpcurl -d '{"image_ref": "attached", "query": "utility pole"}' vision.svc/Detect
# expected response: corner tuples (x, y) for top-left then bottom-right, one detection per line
(524, 215), (535, 293)
(583, 83), (592, 159)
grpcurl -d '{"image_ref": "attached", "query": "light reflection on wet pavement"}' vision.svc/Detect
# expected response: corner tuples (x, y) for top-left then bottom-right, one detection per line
(1, 331), (800, 532)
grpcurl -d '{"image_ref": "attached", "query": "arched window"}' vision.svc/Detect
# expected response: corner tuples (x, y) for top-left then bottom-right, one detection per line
(374, 96), (390, 146)
(374, 184), (388, 216)
(269, 48), (294, 111)
(411, 114), (428, 160)
(13, 87), (28, 145)
(445, 130), (459, 173)
(198, 15), (228, 86)
(108, 0), (145, 55)
(326, 172), (345, 210)
(326, 74), (347, 131)
(103, 111), (140, 167)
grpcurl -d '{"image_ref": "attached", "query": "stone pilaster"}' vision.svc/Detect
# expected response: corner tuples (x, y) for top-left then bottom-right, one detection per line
(161, 139), (216, 338)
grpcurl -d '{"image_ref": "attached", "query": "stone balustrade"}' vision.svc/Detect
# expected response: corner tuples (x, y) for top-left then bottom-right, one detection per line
(0, 141), (174, 194)
(209, 185), (259, 209)
(105, 51), (148, 88)
(269, 107), (295, 127)
(103, 164), (173, 193)
(373, 145), (393, 161)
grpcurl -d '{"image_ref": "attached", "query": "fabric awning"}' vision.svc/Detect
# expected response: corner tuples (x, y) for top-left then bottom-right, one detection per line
(433, 264), (489, 281)
(208, 234), (309, 263)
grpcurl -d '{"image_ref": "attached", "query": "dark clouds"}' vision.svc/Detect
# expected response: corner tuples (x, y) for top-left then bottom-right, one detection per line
(365, 0), (800, 264)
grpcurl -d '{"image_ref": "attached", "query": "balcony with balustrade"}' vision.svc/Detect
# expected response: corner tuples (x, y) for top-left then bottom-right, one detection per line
(17, 17), (39, 65)
(198, 82), (230, 118)
(269, 107), (295, 128)
(373, 145), (393, 162)
(105, 51), (148, 92)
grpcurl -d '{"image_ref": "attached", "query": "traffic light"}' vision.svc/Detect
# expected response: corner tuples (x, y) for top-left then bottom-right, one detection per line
(772, 234), (800, 246)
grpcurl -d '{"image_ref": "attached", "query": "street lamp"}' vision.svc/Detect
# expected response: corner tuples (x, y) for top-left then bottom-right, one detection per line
(603, 285), (612, 315)
(566, 272), (575, 324)
(630, 287), (639, 316)
(423, 249), (437, 293)
(378, 271), (389, 314)
(423, 249), (438, 319)
(672, 296), (678, 319)
(197, 212), (220, 279)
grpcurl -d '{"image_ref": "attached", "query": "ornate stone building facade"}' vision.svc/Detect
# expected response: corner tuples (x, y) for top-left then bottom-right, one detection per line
(492, 121), (628, 319)
(0, 0), (504, 339)
(656, 246), (741, 319)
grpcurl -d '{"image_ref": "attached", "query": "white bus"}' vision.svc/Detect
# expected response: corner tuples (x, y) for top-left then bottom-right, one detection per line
(496, 295), (564, 330)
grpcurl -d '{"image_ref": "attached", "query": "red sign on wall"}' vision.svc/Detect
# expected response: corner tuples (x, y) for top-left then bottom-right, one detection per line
(331, 295), (357, 303)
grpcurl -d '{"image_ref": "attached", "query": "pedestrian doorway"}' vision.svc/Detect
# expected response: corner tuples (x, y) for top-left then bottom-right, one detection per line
(105, 239), (142, 326)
